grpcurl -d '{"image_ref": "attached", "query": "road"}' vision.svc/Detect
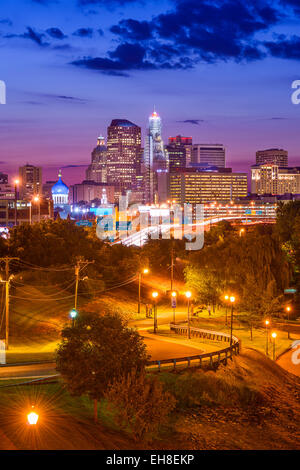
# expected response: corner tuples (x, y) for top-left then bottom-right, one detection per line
(0, 309), (199, 380)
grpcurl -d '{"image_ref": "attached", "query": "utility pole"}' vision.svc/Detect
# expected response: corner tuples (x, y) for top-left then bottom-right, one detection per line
(74, 258), (94, 312)
(170, 241), (174, 291)
(0, 257), (19, 350)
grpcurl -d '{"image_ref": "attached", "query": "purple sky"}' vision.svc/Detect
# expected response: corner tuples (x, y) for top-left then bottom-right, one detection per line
(1, 0), (300, 186)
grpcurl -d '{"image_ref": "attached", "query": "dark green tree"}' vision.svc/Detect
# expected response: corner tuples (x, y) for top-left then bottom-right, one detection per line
(56, 312), (149, 422)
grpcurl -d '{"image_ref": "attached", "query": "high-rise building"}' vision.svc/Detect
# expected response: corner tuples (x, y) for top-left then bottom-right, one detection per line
(19, 164), (42, 199)
(143, 110), (168, 203)
(251, 164), (300, 195)
(106, 119), (142, 192)
(169, 168), (248, 204)
(69, 181), (114, 204)
(256, 149), (288, 167)
(192, 144), (226, 168)
(86, 136), (108, 183)
(0, 173), (8, 184)
(166, 135), (193, 172)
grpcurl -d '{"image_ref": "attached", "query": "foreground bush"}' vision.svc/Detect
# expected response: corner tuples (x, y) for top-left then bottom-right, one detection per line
(105, 370), (176, 442)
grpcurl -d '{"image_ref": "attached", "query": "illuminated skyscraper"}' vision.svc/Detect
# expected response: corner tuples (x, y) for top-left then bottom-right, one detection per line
(143, 110), (168, 203)
(106, 119), (142, 191)
(19, 164), (42, 199)
(86, 136), (108, 183)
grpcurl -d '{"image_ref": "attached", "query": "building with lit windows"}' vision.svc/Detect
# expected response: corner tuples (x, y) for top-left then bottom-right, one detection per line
(192, 144), (226, 168)
(19, 164), (42, 199)
(86, 136), (108, 183)
(251, 164), (300, 195)
(169, 168), (248, 204)
(106, 119), (142, 192)
(256, 149), (288, 167)
(143, 110), (168, 203)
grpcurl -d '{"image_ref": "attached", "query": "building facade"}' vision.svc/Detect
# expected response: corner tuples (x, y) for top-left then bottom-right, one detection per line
(169, 168), (248, 204)
(69, 181), (115, 204)
(19, 164), (42, 199)
(143, 110), (168, 203)
(251, 164), (300, 195)
(192, 144), (226, 168)
(86, 136), (108, 183)
(256, 149), (288, 167)
(106, 119), (142, 192)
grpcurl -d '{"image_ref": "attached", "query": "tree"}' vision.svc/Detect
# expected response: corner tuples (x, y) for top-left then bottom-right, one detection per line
(56, 312), (149, 422)
(105, 369), (176, 442)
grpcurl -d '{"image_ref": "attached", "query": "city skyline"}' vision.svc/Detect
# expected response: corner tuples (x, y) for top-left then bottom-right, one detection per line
(1, 0), (300, 185)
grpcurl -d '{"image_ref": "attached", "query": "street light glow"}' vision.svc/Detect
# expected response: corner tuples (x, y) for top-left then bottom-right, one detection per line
(152, 291), (158, 299)
(224, 295), (229, 300)
(33, 195), (40, 202)
(229, 296), (235, 303)
(27, 407), (39, 425)
(185, 291), (192, 299)
(286, 306), (291, 312)
(171, 291), (177, 297)
(265, 320), (270, 326)
(14, 179), (20, 185)
(143, 268), (149, 274)
(271, 332), (277, 339)
(70, 308), (78, 319)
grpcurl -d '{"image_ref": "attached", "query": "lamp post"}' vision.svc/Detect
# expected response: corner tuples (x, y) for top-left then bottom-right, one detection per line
(70, 308), (78, 327)
(27, 406), (39, 426)
(185, 291), (192, 339)
(33, 195), (41, 223)
(265, 319), (270, 355)
(138, 268), (149, 314)
(286, 306), (291, 339)
(224, 294), (229, 326)
(229, 295), (235, 346)
(271, 332), (277, 361)
(152, 291), (158, 334)
(239, 228), (245, 237)
(171, 291), (177, 324)
(14, 179), (20, 226)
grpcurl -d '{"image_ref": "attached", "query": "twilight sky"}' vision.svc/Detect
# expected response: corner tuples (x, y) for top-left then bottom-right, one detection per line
(0, 0), (300, 185)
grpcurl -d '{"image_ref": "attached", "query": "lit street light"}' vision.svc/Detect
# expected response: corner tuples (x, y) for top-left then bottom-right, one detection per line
(33, 195), (41, 223)
(138, 268), (149, 314)
(152, 291), (158, 334)
(171, 291), (177, 324)
(286, 306), (291, 339)
(229, 295), (235, 346)
(239, 228), (245, 237)
(265, 319), (270, 355)
(27, 406), (39, 425)
(70, 308), (78, 326)
(185, 291), (192, 339)
(271, 332), (277, 361)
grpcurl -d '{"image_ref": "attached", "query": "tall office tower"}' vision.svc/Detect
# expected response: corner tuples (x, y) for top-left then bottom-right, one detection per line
(169, 168), (248, 204)
(192, 144), (226, 168)
(143, 110), (168, 203)
(0, 173), (8, 184)
(251, 164), (300, 195)
(106, 119), (142, 192)
(86, 136), (108, 183)
(19, 164), (42, 199)
(166, 135), (193, 172)
(256, 149), (288, 167)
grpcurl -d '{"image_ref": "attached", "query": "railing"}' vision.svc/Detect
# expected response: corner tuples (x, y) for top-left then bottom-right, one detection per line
(146, 322), (241, 371)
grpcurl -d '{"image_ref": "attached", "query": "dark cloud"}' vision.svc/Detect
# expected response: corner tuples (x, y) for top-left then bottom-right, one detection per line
(8, 27), (50, 47)
(0, 19), (12, 26)
(61, 164), (88, 168)
(78, 0), (139, 5)
(111, 19), (153, 41)
(264, 35), (300, 59)
(177, 119), (205, 125)
(72, 42), (194, 76)
(98, 28), (104, 36)
(73, 28), (94, 38)
(46, 28), (67, 39)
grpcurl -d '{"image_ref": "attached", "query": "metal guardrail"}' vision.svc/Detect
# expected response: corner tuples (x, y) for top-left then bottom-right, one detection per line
(146, 323), (241, 371)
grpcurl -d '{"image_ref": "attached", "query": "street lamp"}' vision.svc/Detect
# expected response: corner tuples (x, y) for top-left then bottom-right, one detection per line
(33, 195), (41, 223)
(224, 294), (229, 326)
(271, 332), (277, 361)
(171, 291), (177, 324)
(27, 406), (39, 425)
(229, 295), (235, 346)
(14, 179), (20, 226)
(265, 319), (270, 355)
(239, 228), (245, 237)
(185, 291), (192, 339)
(286, 306), (291, 339)
(70, 308), (78, 326)
(138, 268), (149, 314)
(152, 291), (158, 334)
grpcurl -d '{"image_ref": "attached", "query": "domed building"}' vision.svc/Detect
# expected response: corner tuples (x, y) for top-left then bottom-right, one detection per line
(51, 170), (69, 207)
